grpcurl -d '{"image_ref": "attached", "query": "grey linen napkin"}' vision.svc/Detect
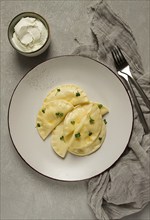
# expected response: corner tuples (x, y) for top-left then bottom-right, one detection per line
(73, 1), (150, 219)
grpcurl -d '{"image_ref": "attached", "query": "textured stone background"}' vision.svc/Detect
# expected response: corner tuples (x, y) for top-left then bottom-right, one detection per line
(1, 0), (149, 219)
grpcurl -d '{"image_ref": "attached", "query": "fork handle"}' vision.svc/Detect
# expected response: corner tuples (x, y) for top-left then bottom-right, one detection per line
(127, 77), (150, 134)
(129, 76), (150, 110)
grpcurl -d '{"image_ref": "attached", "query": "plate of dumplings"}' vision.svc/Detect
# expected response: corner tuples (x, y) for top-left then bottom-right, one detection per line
(8, 56), (133, 181)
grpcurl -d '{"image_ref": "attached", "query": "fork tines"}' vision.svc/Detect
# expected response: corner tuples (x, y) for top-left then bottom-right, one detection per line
(111, 46), (128, 71)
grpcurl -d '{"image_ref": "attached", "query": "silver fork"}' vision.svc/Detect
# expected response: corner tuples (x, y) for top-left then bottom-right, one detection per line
(111, 46), (150, 134)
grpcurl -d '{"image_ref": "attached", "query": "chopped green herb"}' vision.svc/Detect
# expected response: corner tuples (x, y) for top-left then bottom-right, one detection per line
(76, 92), (80, 97)
(60, 136), (64, 141)
(99, 137), (102, 141)
(42, 108), (46, 113)
(37, 123), (41, 127)
(71, 120), (75, 125)
(89, 131), (93, 136)
(55, 88), (61, 96)
(98, 104), (103, 109)
(104, 119), (107, 124)
(55, 112), (64, 117)
(89, 117), (95, 124)
(75, 133), (81, 138)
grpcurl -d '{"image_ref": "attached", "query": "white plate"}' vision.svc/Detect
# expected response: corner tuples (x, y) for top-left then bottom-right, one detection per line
(8, 56), (133, 181)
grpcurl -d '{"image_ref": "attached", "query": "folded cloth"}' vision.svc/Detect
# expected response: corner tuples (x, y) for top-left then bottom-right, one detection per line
(73, 1), (150, 219)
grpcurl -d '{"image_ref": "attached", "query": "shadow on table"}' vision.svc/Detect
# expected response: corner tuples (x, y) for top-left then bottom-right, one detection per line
(15, 46), (52, 72)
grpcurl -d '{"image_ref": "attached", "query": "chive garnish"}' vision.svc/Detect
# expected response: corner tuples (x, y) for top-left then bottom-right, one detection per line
(89, 131), (93, 136)
(42, 109), (46, 113)
(55, 112), (64, 117)
(104, 119), (107, 124)
(75, 133), (81, 138)
(76, 92), (80, 97)
(55, 88), (61, 95)
(98, 104), (103, 109)
(37, 123), (41, 127)
(99, 137), (102, 141)
(71, 120), (75, 125)
(89, 117), (95, 124)
(60, 136), (64, 141)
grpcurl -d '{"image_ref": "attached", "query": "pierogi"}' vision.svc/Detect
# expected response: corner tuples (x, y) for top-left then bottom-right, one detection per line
(68, 121), (106, 156)
(36, 100), (73, 140)
(44, 84), (89, 106)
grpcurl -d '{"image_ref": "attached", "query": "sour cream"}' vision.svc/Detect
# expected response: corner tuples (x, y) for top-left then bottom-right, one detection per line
(12, 17), (48, 52)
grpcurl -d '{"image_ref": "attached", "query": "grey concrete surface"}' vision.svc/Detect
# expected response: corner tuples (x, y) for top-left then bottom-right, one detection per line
(1, 0), (150, 219)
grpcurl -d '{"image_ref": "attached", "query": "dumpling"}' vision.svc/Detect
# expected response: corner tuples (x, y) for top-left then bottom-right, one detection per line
(68, 121), (106, 156)
(64, 103), (103, 150)
(63, 103), (93, 137)
(43, 84), (89, 106)
(50, 104), (93, 158)
(36, 100), (73, 140)
(51, 122), (69, 158)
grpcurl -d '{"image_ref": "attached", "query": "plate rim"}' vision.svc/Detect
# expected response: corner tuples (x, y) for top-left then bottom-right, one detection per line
(7, 55), (134, 182)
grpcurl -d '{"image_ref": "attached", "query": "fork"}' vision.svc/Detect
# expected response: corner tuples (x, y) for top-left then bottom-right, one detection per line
(111, 46), (150, 134)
